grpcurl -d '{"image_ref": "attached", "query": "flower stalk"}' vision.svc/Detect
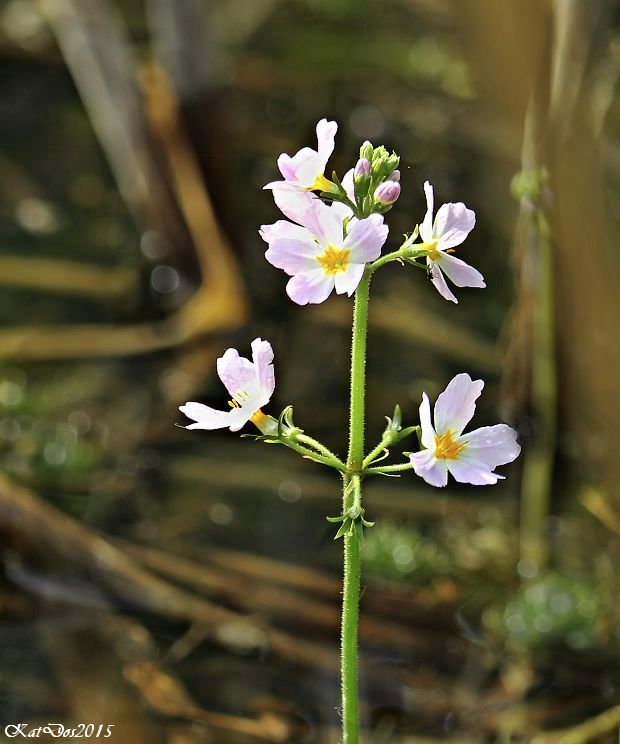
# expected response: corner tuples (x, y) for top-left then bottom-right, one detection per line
(179, 117), (523, 744)
(340, 265), (372, 742)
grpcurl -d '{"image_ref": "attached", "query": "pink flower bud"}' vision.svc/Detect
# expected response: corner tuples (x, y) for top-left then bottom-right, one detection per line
(388, 169), (400, 182)
(354, 157), (371, 179)
(374, 180), (401, 205)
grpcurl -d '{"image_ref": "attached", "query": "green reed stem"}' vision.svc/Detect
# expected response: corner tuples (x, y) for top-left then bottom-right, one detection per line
(341, 267), (371, 743)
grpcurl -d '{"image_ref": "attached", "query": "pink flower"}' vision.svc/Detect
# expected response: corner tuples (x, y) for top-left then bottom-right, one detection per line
(374, 180), (401, 205)
(420, 181), (485, 303)
(410, 373), (520, 487)
(354, 157), (371, 179)
(264, 119), (338, 193)
(179, 338), (275, 432)
(261, 199), (388, 305)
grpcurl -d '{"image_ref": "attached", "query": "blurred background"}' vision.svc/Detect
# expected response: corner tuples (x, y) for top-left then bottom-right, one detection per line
(0, 0), (619, 741)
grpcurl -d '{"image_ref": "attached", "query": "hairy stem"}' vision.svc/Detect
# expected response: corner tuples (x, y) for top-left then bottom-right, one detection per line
(347, 269), (371, 471)
(364, 461), (413, 475)
(341, 268), (371, 743)
(295, 433), (345, 467)
(280, 438), (347, 472)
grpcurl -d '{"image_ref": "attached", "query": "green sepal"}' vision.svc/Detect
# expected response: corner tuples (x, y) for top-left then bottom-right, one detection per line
(360, 141), (374, 160)
(334, 519), (353, 540)
(331, 170), (344, 191)
(383, 404), (402, 436)
(354, 519), (365, 542)
(277, 405), (302, 439)
(398, 425), (420, 441)
(330, 505), (375, 540)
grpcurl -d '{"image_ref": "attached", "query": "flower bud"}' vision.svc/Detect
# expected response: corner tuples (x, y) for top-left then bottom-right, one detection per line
(388, 169), (400, 182)
(374, 180), (401, 205)
(354, 157), (370, 180)
(359, 140), (373, 160)
(385, 153), (400, 173)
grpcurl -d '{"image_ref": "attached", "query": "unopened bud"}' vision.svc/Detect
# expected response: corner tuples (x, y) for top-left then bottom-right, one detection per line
(374, 180), (401, 205)
(385, 153), (400, 173)
(354, 157), (371, 180)
(388, 169), (400, 182)
(359, 141), (373, 160)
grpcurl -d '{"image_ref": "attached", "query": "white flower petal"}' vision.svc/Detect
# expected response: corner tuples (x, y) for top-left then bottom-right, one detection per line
(303, 199), (344, 248)
(460, 424), (520, 468)
(445, 456), (502, 486)
(334, 263), (365, 296)
(434, 202), (475, 249)
(316, 118), (337, 166)
(341, 167), (355, 202)
(344, 215), (389, 264)
(419, 180), (435, 243)
(418, 392), (436, 449)
(330, 200), (354, 222)
(265, 237), (322, 276)
(259, 219), (310, 244)
(217, 348), (256, 399)
(179, 402), (244, 431)
(271, 187), (317, 224)
(251, 338), (276, 403)
(276, 147), (321, 188)
(286, 268), (335, 305)
(434, 373), (484, 436)
(429, 261), (458, 303)
(410, 450), (448, 487)
(433, 251), (485, 288)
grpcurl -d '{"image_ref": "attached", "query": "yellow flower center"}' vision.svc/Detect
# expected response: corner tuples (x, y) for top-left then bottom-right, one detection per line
(434, 431), (466, 460)
(310, 174), (336, 192)
(424, 240), (441, 261)
(317, 245), (350, 275)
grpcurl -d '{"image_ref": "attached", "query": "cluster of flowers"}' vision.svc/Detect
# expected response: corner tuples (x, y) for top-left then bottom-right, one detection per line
(180, 119), (520, 487)
(261, 118), (484, 305)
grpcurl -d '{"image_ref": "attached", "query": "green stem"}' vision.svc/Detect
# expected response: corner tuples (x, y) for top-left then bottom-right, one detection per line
(295, 433), (344, 467)
(362, 439), (391, 468)
(341, 475), (362, 744)
(347, 269), (371, 470)
(364, 461), (413, 475)
(340, 268), (372, 744)
(280, 438), (347, 473)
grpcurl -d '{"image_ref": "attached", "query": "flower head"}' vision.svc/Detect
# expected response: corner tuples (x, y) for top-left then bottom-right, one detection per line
(354, 157), (371, 179)
(420, 181), (484, 303)
(374, 180), (401, 206)
(179, 338), (275, 432)
(410, 373), (520, 487)
(261, 199), (388, 305)
(264, 118), (338, 193)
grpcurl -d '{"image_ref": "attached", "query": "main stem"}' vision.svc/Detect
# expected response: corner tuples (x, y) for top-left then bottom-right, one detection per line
(341, 268), (371, 743)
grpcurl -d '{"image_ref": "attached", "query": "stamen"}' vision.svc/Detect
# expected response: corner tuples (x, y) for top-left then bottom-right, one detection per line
(424, 241), (441, 261)
(434, 431), (466, 460)
(317, 245), (350, 275)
